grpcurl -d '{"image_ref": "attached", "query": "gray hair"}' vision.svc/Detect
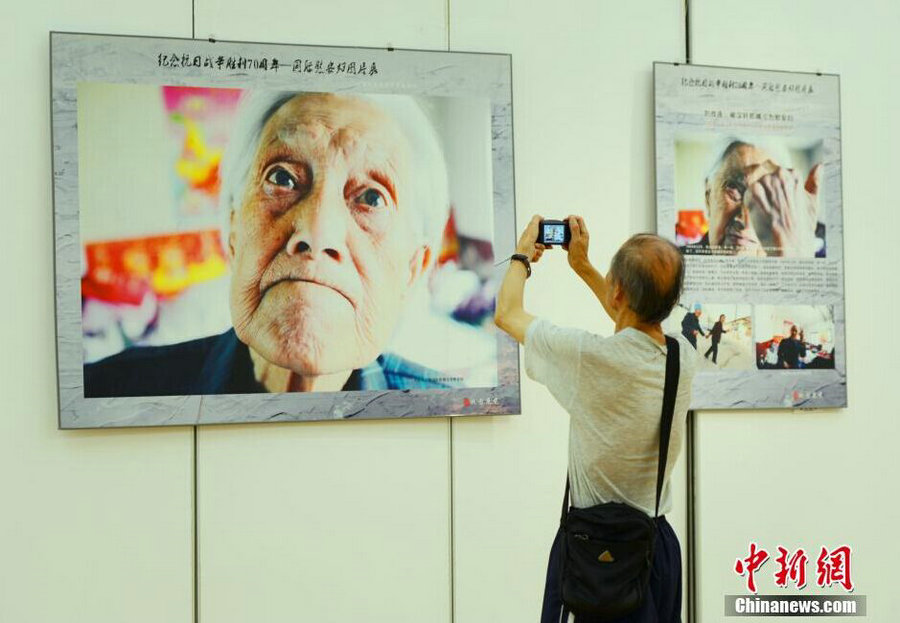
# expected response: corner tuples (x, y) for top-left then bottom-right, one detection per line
(608, 233), (685, 325)
(218, 90), (450, 256)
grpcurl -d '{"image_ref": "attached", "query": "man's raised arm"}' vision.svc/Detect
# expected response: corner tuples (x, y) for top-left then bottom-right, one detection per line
(494, 215), (545, 344)
(564, 216), (616, 323)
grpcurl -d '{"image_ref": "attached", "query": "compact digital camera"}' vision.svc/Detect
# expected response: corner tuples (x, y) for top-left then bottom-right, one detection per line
(536, 219), (571, 246)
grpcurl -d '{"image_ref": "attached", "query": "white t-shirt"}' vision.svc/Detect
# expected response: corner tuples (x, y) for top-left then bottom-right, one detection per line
(524, 318), (696, 516)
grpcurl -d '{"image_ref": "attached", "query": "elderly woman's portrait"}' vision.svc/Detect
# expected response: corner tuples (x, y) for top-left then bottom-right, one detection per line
(76, 83), (501, 402)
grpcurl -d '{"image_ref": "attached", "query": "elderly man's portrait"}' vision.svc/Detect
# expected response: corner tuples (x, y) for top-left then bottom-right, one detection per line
(76, 83), (501, 399)
(673, 135), (826, 258)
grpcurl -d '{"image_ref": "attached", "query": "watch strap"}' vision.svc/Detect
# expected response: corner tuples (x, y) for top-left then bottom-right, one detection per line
(510, 253), (531, 277)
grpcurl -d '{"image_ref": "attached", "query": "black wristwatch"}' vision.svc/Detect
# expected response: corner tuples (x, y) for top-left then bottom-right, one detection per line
(510, 253), (531, 278)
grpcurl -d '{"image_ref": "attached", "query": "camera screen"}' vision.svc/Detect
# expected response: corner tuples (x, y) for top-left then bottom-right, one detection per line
(544, 224), (566, 243)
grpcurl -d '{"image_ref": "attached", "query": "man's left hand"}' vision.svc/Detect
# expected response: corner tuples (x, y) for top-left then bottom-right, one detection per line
(516, 214), (547, 263)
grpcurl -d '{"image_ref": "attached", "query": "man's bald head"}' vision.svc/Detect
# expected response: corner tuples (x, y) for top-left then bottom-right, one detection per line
(608, 234), (684, 325)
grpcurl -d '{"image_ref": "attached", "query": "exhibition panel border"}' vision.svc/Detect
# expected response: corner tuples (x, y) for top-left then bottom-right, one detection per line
(52, 32), (519, 428)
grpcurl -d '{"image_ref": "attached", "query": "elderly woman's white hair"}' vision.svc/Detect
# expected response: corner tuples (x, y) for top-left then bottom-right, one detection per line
(218, 90), (450, 260)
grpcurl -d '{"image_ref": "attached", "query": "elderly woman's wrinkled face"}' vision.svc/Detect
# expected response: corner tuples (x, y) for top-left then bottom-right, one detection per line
(228, 94), (430, 375)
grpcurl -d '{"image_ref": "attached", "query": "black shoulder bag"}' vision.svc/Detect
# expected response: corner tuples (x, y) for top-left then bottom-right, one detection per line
(559, 335), (680, 620)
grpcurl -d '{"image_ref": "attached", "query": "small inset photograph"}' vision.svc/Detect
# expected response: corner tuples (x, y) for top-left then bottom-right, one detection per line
(664, 303), (754, 370)
(755, 305), (835, 370)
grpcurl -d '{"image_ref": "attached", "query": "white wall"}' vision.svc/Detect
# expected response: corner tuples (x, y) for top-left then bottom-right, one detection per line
(3, 1), (896, 623)
(691, 1), (900, 620)
(0, 2), (195, 623)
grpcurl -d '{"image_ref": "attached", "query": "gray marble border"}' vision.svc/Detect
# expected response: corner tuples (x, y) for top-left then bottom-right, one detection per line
(51, 32), (519, 428)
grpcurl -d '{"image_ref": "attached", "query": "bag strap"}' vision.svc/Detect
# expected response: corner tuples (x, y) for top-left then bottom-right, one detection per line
(560, 335), (680, 525)
(654, 336), (680, 517)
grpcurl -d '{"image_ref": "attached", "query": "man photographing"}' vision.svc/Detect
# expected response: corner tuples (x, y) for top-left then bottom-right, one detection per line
(494, 216), (696, 623)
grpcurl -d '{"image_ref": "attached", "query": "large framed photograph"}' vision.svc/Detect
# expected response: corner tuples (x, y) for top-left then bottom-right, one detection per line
(52, 32), (518, 428)
(655, 62), (846, 409)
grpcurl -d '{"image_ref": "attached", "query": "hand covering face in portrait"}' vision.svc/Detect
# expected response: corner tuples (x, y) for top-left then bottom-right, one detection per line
(696, 139), (824, 258)
(219, 92), (450, 391)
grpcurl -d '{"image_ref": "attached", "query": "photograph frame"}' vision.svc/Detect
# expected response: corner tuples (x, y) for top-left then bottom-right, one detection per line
(52, 31), (520, 428)
(653, 61), (847, 410)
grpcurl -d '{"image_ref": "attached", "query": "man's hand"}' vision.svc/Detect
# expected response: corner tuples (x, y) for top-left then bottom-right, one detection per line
(563, 215), (590, 273)
(561, 215), (616, 323)
(516, 214), (547, 263)
(744, 161), (821, 257)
